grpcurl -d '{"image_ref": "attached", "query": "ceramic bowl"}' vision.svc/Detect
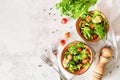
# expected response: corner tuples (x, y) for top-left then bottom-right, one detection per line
(76, 10), (109, 42)
(61, 41), (93, 75)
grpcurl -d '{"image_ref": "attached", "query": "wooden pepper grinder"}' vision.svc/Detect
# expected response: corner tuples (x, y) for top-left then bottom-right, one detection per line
(91, 47), (113, 80)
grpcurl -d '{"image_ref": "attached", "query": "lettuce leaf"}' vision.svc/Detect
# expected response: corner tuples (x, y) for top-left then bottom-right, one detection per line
(81, 26), (93, 40)
(94, 24), (106, 39)
(56, 0), (98, 19)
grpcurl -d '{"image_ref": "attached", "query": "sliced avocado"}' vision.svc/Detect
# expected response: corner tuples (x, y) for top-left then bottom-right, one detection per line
(63, 58), (69, 68)
(92, 16), (102, 23)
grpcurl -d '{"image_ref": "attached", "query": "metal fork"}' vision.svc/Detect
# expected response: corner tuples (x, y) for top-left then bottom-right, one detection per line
(40, 54), (67, 80)
(51, 40), (69, 80)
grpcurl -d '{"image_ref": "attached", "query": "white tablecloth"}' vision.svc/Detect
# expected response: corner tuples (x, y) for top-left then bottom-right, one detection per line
(0, 0), (120, 80)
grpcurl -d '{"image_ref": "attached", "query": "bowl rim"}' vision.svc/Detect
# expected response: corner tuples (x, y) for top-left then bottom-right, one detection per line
(76, 10), (109, 42)
(61, 41), (93, 75)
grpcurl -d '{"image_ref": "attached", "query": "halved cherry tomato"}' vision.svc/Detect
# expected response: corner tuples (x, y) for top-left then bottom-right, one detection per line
(82, 58), (88, 64)
(60, 39), (66, 46)
(78, 48), (82, 52)
(65, 32), (70, 38)
(89, 24), (94, 29)
(61, 18), (67, 24)
(86, 16), (91, 22)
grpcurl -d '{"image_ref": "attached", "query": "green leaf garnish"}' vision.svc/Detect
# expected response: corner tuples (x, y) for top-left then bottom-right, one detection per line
(56, 0), (98, 19)
(94, 24), (106, 39)
(81, 26), (93, 40)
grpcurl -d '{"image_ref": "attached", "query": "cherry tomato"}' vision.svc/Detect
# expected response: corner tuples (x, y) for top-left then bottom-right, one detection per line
(61, 18), (67, 24)
(60, 39), (66, 46)
(86, 16), (91, 22)
(89, 24), (94, 29)
(65, 32), (70, 38)
(67, 54), (72, 60)
(78, 48), (82, 52)
(82, 58), (88, 64)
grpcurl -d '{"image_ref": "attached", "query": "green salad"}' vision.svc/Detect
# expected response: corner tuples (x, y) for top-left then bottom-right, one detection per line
(56, 0), (97, 19)
(79, 10), (109, 40)
(62, 41), (91, 73)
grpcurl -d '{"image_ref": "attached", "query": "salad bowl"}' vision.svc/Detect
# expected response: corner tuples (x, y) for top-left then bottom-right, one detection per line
(76, 10), (109, 42)
(61, 41), (93, 75)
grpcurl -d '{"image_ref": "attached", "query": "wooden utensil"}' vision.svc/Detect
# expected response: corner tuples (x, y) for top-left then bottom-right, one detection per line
(91, 47), (113, 80)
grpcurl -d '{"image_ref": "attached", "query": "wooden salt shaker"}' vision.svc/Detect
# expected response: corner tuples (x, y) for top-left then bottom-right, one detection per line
(91, 48), (113, 80)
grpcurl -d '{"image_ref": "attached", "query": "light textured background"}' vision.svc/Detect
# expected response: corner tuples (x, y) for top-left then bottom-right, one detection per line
(0, 0), (120, 80)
